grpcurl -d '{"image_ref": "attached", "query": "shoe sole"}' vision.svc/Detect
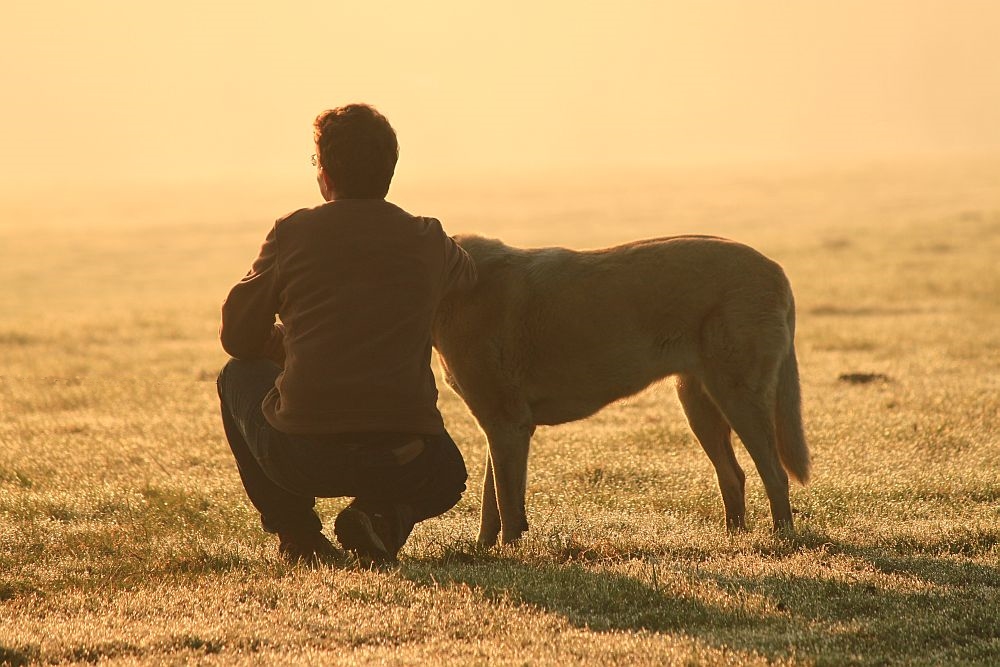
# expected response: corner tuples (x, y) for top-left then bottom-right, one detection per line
(334, 508), (396, 565)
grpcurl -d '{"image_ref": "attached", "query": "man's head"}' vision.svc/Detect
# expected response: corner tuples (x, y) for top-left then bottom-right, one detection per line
(313, 104), (399, 200)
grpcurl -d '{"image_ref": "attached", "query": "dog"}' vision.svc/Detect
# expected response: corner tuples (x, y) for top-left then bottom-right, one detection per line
(432, 234), (810, 546)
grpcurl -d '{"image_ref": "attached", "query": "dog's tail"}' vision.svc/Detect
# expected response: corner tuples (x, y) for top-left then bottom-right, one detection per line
(775, 304), (810, 485)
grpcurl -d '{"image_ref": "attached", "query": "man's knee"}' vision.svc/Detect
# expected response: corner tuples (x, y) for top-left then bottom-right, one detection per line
(216, 358), (238, 398)
(217, 357), (279, 399)
(447, 449), (468, 491)
(432, 433), (468, 504)
(431, 472), (466, 518)
(442, 464), (467, 506)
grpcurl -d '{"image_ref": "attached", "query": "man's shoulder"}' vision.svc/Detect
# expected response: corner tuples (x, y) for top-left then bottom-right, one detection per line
(381, 200), (443, 230)
(276, 200), (437, 223)
(273, 200), (447, 246)
(274, 200), (339, 226)
(354, 200), (448, 239)
(272, 205), (318, 233)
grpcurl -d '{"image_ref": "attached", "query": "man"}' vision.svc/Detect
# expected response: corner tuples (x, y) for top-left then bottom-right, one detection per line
(217, 104), (476, 566)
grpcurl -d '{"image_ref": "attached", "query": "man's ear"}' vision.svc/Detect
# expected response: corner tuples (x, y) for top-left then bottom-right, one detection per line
(318, 170), (337, 201)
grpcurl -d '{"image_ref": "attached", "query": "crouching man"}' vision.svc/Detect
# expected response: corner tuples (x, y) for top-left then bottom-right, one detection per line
(217, 104), (475, 566)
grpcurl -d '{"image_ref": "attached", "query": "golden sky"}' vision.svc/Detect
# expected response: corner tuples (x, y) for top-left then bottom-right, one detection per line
(2, 0), (999, 193)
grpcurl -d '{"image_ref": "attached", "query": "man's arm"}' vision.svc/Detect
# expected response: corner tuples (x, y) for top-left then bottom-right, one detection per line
(220, 223), (286, 365)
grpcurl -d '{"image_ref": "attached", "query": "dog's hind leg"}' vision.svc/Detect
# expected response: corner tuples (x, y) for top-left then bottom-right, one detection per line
(676, 374), (747, 532)
(482, 419), (534, 545)
(478, 452), (502, 546)
(702, 375), (793, 532)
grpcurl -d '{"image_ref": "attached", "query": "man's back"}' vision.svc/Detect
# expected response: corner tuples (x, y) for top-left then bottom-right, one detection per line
(222, 199), (475, 435)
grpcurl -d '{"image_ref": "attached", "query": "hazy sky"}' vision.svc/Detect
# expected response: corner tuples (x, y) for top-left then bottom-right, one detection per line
(2, 1), (999, 193)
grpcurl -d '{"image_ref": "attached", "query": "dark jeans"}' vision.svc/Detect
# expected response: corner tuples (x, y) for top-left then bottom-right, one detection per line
(217, 358), (467, 539)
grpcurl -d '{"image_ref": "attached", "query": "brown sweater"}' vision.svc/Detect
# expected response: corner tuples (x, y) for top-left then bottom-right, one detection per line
(221, 199), (476, 435)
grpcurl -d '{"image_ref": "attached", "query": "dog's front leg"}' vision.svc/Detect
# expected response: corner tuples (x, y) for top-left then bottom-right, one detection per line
(477, 452), (502, 546)
(484, 423), (533, 545)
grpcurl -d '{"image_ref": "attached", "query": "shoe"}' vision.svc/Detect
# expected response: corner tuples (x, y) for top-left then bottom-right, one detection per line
(334, 506), (399, 567)
(278, 531), (343, 566)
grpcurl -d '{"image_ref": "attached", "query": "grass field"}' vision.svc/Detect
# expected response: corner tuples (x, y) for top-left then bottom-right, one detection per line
(1, 160), (998, 665)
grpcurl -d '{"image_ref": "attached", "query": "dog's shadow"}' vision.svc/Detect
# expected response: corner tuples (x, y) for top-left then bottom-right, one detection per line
(402, 532), (1000, 663)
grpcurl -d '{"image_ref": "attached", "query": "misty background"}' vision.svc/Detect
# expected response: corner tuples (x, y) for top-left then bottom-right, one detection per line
(2, 0), (999, 204)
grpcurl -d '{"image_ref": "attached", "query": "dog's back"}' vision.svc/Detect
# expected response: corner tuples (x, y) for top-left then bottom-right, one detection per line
(435, 235), (793, 426)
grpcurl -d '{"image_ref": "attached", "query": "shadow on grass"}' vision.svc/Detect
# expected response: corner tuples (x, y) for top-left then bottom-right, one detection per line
(403, 534), (1000, 665)
(0, 644), (40, 667)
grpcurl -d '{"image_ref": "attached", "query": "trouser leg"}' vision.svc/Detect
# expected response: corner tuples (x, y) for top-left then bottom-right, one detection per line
(403, 430), (468, 522)
(348, 430), (468, 546)
(217, 358), (321, 537)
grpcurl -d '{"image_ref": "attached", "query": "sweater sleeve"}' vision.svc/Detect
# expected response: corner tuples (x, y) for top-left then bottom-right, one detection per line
(220, 223), (285, 364)
(441, 233), (477, 294)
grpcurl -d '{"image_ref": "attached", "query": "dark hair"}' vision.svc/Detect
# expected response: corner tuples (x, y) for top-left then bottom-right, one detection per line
(313, 104), (399, 198)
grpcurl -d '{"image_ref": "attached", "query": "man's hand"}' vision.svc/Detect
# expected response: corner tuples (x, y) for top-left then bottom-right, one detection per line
(263, 322), (286, 367)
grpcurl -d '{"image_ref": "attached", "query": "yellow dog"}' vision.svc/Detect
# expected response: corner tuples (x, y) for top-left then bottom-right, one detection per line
(434, 235), (810, 546)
